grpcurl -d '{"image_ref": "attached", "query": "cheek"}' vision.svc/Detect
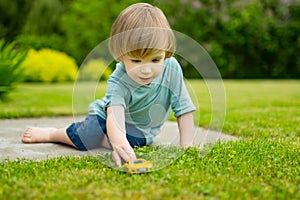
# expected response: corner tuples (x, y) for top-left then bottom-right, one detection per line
(126, 66), (140, 79)
(124, 62), (138, 74)
(154, 64), (163, 75)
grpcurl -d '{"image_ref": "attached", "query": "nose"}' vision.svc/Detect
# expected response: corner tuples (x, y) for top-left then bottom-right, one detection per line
(140, 65), (152, 74)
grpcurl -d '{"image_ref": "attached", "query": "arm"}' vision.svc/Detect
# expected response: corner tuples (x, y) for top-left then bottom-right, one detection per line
(177, 111), (194, 147)
(106, 106), (136, 167)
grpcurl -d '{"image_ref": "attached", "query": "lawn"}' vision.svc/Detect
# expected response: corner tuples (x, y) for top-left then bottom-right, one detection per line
(0, 80), (299, 199)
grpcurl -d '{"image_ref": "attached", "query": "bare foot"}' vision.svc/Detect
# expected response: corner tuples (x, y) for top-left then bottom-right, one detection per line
(22, 127), (57, 143)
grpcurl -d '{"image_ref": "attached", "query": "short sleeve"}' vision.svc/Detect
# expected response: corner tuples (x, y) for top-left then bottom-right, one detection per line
(104, 83), (126, 108)
(104, 71), (127, 109)
(168, 58), (196, 117)
(87, 63), (127, 117)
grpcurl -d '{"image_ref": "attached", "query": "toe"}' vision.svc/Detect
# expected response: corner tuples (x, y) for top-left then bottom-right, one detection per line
(22, 130), (32, 143)
(24, 127), (32, 134)
(22, 136), (31, 143)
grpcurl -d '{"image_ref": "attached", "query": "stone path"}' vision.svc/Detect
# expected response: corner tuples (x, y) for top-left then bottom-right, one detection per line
(0, 116), (236, 161)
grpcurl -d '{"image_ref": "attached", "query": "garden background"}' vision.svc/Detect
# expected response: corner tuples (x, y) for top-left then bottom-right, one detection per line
(0, 0), (299, 199)
(1, 0), (300, 88)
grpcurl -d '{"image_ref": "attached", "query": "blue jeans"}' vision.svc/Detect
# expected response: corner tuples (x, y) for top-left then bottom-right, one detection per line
(66, 115), (146, 151)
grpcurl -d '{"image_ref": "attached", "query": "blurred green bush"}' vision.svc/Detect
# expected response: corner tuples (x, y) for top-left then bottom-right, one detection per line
(1, 0), (300, 78)
(59, 0), (139, 64)
(158, 0), (300, 78)
(78, 59), (112, 81)
(15, 34), (64, 52)
(0, 40), (26, 99)
(21, 49), (78, 82)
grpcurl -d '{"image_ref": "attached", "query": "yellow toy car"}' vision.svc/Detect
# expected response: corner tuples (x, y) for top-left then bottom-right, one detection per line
(123, 158), (153, 174)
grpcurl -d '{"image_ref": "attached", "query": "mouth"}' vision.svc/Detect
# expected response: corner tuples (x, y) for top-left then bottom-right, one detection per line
(139, 77), (151, 83)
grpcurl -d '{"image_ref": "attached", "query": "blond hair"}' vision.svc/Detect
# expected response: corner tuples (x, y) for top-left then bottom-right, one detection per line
(109, 3), (175, 60)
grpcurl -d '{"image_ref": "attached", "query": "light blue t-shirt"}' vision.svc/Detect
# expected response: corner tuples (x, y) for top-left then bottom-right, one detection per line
(89, 57), (196, 144)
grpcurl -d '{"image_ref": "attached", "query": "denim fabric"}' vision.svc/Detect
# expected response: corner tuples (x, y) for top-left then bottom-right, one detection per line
(66, 115), (146, 151)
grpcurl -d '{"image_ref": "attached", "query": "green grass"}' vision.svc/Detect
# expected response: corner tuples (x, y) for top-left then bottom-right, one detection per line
(0, 80), (299, 199)
(0, 82), (107, 118)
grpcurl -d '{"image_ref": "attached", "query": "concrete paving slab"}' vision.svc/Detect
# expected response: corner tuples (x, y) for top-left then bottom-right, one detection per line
(0, 116), (236, 161)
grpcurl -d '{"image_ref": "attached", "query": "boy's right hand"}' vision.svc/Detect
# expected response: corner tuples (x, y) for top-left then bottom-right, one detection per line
(112, 144), (136, 167)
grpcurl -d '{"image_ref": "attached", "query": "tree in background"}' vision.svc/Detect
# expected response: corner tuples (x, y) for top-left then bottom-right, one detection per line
(59, 0), (141, 64)
(157, 0), (300, 78)
(0, 0), (299, 78)
(0, 0), (32, 41)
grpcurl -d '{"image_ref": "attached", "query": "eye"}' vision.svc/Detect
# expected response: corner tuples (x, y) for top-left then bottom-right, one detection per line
(152, 58), (161, 63)
(130, 59), (141, 63)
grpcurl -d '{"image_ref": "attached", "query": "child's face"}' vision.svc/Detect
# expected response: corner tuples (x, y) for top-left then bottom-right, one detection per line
(121, 51), (166, 85)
